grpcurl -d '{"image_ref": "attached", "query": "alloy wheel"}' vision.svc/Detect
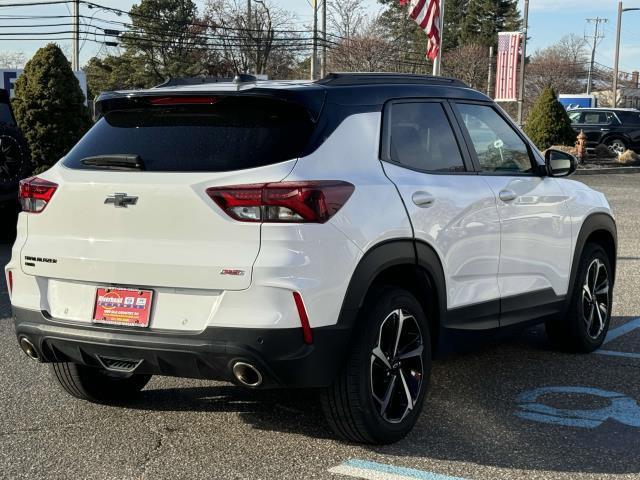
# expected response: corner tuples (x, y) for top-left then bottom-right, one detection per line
(0, 135), (24, 182)
(370, 308), (424, 424)
(582, 258), (610, 340)
(607, 140), (626, 156)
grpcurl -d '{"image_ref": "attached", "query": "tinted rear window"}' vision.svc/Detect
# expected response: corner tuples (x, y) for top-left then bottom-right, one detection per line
(63, 96), (315, 172)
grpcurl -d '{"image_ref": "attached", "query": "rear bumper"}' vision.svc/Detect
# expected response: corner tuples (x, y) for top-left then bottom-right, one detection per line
(12, 306), (352, 388)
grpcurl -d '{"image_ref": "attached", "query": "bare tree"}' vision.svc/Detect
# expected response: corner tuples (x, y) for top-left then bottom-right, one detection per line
(442, 43), (488, 91)
(328, 0), (368, 41)
(0, 51), (26, 69)
(327, 16), (398, 72)
(526, 34), (588, 104)
(206, 0), (296, 76)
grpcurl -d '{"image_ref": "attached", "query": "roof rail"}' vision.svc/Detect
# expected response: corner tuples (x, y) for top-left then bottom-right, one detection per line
(153, 74), (259, 88)
(316, 72), (468, 87)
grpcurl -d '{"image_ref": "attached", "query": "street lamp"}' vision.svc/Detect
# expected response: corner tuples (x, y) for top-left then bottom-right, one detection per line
(612, 1), (640, 107)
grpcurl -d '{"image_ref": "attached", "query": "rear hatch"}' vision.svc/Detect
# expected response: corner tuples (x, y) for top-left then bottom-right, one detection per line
(20, 93), (319, 291)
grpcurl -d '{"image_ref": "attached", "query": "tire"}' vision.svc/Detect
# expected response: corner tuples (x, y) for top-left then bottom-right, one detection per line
(321, 287), (431, 444)
(0, 124), (31, 190)
(50, 362), (151, 403)
(605, 137), (627, 156)
(546, 243), (613, 353)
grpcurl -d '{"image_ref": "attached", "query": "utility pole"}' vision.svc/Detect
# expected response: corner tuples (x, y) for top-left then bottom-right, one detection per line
(310, 0), (318, 80)
(246, 0), (252, 74)
(613, 2), (640, 107)
(320, 0), (327, 78)
(585, 17), (608, 95)
(487, 46), (493, 97)
(72, 0), (79, 71)
(432, 0), (445, 76)
(516, 0), (529, 126)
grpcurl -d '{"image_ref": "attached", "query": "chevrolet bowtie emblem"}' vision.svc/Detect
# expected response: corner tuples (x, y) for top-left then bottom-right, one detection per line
(105, 193), (138, 208)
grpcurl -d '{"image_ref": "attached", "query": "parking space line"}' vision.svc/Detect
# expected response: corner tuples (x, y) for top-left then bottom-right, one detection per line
(597, 349), (640, 359)
(328, 459), (468, 480)
(603, 318), (640, 344)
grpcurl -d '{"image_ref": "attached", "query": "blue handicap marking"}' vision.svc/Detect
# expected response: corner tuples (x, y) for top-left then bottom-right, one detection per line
(516, 386), (640, 429)
(596, 317), (640, 359)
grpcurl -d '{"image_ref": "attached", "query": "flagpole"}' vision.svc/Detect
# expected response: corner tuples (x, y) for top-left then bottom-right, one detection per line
(432, 0), (445, 76)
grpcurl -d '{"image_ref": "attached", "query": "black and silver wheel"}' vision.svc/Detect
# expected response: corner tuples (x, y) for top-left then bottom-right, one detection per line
(605, 138), (627, 156)
(321, 287), (431, 444)
(370, 308), (425, 424)
(50, 362), (151, 403)
(546, 243), (613, 352)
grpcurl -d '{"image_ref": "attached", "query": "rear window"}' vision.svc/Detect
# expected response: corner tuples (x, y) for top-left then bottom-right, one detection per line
(63, 96), (315, 172)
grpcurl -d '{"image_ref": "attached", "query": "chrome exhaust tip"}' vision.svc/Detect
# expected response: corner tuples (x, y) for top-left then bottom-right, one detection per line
(232, 361), (263, 388)
(19, 337), (40, 362)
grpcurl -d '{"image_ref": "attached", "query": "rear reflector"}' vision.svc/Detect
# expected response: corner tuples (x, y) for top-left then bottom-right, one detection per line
(19, 177), (58, 213)
(6, 270), (12, 296)
(206, 181), (355, 223)
(293, 292), (313, 344)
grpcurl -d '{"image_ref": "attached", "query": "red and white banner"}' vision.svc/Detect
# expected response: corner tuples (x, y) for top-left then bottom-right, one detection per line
(495, 32), (521, 101)
(403, 0), (441, 61)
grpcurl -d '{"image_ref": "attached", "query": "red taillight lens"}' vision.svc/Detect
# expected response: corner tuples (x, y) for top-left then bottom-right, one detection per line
(293, 292), (313, 344)
(206, 181), (355, 223)
(19, 177), (58, 213)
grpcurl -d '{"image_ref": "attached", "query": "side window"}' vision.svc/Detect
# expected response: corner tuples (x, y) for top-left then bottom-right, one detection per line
(456, 103), (533, 174)
(583, 112), (607, 124)
(386, 102), (466, 172)
(568, 111), (583, 124)
(605, 112), (618, 125)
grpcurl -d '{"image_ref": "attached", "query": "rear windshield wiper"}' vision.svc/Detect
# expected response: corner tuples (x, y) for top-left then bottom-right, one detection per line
(80, 154), (145, 171)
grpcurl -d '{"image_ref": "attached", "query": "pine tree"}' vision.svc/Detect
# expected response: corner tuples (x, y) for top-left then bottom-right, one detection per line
(442, 0), (468, 50)
(524, 86), (576, 150)
(11, 44), (90, 171)
(460, 0), (521, 48)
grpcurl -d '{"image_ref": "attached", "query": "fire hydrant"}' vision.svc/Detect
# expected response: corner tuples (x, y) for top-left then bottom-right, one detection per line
(575, 130), (588, 164)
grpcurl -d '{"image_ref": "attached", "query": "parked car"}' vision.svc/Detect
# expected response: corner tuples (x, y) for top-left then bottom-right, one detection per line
(0, 88), (31, 240)
(568, 107), (640, 154)
(6, 74), (617, 444)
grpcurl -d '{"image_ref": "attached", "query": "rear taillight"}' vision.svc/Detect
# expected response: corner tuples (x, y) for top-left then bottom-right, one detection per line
(19, 177), (58, 213)
(206, 181), (355, 223)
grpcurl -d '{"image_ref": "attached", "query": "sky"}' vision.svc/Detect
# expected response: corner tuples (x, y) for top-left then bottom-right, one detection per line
(0, 0), (639, 74)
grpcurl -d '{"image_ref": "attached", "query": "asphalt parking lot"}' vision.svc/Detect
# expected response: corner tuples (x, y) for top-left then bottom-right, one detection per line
(1, 173), (639, 480)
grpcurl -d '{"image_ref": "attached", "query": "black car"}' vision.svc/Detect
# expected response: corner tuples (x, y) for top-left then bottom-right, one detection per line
(0, 89), (31, 239)
(568, 107), (640, 155)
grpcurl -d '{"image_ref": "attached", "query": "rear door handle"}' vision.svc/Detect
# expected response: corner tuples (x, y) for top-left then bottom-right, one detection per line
(600, 128), (610, 132)
(499, 189), (517, 202)
(412, 191), (435, 208)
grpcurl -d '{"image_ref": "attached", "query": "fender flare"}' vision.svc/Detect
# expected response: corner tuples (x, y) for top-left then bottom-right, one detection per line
(565, 212), (617, 312)
(336, 239), (447, 331)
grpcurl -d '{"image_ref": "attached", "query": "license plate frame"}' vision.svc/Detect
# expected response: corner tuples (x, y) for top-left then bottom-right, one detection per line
(92, 287), (154, 328)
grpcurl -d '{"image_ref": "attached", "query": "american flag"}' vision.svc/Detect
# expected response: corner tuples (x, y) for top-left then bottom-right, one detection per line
(403, 0), (441, 61)
(494, 32), (521, 101)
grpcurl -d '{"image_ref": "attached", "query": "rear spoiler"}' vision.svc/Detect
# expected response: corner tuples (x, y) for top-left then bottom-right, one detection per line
(93, 87), (327, 123)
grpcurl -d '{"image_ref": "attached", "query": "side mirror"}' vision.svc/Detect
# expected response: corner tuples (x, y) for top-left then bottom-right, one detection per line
(544, 149), (577, 177)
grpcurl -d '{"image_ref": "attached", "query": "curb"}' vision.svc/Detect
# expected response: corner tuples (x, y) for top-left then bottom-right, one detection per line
(575, 166), (640, 175)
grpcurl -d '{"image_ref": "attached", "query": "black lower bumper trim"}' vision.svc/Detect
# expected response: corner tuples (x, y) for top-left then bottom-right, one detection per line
(13, 307), (352, 388)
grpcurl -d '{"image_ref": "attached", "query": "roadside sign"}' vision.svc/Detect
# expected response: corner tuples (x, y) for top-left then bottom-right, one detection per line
(558, 94), (598, 110)
(0, 69), (88, 104)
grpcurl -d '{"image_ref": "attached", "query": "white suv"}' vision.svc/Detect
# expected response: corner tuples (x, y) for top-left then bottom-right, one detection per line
(5, 73), (617, 444)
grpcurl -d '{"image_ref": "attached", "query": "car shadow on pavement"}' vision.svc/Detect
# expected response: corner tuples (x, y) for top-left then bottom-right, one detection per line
(132, 384), (335, 440)
(134, 318), (639, 476)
